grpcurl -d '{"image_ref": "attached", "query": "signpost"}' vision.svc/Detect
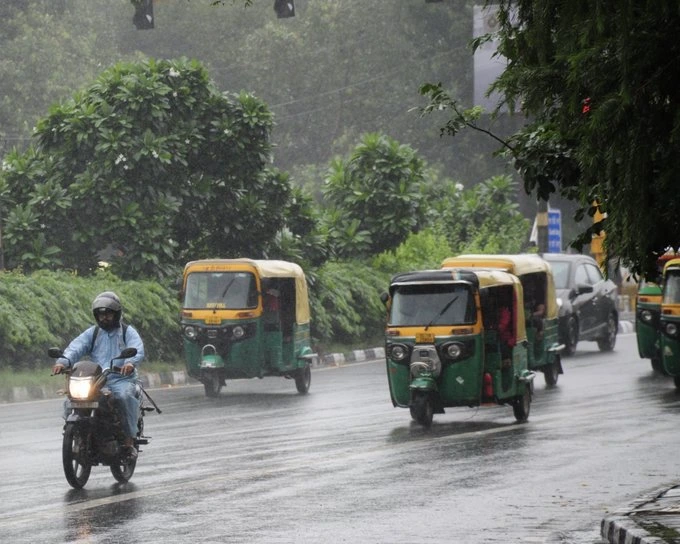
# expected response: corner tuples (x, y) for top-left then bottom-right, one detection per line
(548, 208), (562, 253)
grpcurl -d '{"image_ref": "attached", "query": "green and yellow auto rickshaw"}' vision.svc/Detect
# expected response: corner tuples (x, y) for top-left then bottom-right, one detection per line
(636, 252), (679, 374)
(658, 258), (680, 387)
(382, 268), (535, 427)
(179, 259), (316, 397)
(441, 254), (563, 385)
(636, 281), (664, 373)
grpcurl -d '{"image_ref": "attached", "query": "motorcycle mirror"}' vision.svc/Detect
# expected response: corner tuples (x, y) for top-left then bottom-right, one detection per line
(47, 347), (64, 359)
(119, 347), (138, 359)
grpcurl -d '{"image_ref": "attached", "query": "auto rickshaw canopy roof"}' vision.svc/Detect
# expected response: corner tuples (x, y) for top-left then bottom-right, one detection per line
(183, 258), (310, 323)
(389, 268), (526, 340)
(663, 258), (680, 275)
(441, 254), (558, 320)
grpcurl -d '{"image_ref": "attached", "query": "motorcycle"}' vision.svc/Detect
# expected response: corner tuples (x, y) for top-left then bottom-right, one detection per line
(49, 346), (161, 489)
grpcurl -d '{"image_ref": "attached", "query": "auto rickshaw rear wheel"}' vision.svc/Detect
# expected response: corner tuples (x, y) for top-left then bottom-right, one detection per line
(512, 384), (531, 423)
(295, 364), (311, 394)
(410, 392), (434, 428)
(543, 361), (560, 386)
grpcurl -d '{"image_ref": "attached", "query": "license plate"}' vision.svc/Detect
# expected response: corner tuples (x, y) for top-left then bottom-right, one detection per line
(205, 316), (222, 325)
(69, 401), (99, 409)
(415, 332), (434, 343)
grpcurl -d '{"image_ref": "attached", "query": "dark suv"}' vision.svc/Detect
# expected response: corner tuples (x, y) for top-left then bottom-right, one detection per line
(542, 253), (618, 356)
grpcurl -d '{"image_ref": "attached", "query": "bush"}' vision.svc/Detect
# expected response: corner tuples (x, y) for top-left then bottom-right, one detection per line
(0, 269), (181, 371)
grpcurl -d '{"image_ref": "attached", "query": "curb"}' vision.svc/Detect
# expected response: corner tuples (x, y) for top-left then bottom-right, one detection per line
(2, 347), (386, 404)
(601, 485), (677, 544)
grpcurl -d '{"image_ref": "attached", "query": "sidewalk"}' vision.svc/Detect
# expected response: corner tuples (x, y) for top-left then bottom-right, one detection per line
(601, 484), (680, 543)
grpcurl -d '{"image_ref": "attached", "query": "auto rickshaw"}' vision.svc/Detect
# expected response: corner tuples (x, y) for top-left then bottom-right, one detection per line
(441, 254), (563, 385)
(658, 258), (680, 387)
(636, 252), (678, 374)
(179, 259), (316, 397)
(382, 268), (535, 427)
(636, 281), (664, 373)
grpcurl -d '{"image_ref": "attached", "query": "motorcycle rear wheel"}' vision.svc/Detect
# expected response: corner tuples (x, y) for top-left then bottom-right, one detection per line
(110, 450), (137, 483)
(62, 423), (92, 489)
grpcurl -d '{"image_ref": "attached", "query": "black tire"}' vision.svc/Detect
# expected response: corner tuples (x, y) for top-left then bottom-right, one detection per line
(674, 375), (680, 390)
(203, 374), (222, 398)
(651, 357), (665, 374)
(544, 361), (560, 386)
(295, 364), (311, 394)
(597, 313), (617, 352)
(110, 448), (137, 483)
(62, 423), (92, 489)
(409, 392), (434, 428)
(563, 316), (578, 356)
(512, 384), (531, 423)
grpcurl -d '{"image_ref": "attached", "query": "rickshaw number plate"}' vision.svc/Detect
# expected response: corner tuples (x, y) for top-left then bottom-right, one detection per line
(69, 401), (99, 409)
(205, 316), (222, 325)
(416, 332), (435, 343)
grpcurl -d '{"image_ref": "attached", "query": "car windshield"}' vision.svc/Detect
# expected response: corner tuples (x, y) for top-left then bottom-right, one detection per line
(547, 260), (570, 290)
(183, 271), (258, 309)
(663, 270), (680, 304)
(389, 283), (476, 326)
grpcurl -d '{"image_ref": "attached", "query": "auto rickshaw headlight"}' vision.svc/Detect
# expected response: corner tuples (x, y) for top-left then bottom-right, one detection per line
(666, 322), (678, 337)
(640, 310), (653, 323)
(443, 342), (463, 360)
(184, 325), (198, 340)
(556, 297), (563, 308)
(388, 343), (409, 362)
(232, 325), (245, 339)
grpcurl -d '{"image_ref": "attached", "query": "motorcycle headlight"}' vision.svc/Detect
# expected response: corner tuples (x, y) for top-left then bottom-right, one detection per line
(666, 323), (678, 337)
(232, 325), (245, 339)
(69, 376), (95, 400)
(388, 343), (409, 362)
(640, 310), (653, 323)
(184, 325), (198, 340)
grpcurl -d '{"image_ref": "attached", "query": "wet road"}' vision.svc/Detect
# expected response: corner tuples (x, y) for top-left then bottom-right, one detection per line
(2, 332), (680, 543)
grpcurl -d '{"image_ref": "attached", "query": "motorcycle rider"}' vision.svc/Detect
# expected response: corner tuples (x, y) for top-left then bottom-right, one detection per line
(52, 291), (145, 459)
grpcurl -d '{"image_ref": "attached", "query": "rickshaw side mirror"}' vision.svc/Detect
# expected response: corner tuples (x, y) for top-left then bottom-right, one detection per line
(380, 292), (389, 306)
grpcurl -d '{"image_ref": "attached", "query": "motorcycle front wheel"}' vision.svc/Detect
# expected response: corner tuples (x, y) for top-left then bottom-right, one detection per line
(62, 423), (92, 489)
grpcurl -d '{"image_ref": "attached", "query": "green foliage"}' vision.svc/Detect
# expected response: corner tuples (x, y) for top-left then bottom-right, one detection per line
(322, 133), (429, 258)
(372, 229), (453, 275)
(1, 57), (289, 278)
(489, 1), (680, 277)
(0, 269), (180, 371)
(310, 261), (390, 347)
(429, 174), (530, 255)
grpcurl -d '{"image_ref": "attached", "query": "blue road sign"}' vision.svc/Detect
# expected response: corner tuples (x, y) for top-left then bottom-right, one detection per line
(548, 209), (561, 253)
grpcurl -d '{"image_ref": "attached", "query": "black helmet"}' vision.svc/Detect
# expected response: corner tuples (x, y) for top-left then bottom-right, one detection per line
(92, 291), (122, 330)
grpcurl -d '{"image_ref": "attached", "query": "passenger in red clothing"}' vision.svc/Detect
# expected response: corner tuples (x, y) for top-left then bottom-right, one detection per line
(498, 306), (515, 367)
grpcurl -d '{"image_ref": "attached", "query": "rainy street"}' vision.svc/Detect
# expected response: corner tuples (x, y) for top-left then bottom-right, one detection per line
(2, 331), (680, 543)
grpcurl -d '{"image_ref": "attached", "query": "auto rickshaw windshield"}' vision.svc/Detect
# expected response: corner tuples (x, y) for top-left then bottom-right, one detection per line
(663, 269), (680, 304)
(389, 283), (476, 327)
(183, 271), (258, 310)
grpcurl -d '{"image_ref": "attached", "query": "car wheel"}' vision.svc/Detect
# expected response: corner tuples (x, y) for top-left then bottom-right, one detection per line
(563, 316), (578, 356)
(597, 312), (617, 352)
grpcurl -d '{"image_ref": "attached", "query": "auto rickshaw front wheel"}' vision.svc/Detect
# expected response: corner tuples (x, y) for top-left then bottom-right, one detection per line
(512, 384), (531, 423)
(543, 361), (560, 386)
(410, 392), (434, 428)
(294, 364), (311, 394)
(203, 374), (223, 398)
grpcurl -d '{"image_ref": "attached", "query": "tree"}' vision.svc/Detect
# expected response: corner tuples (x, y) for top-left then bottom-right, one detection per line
(423, 1), (680, 278)
(1, 57), (287, 278)
(322, 133), (429, 259)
